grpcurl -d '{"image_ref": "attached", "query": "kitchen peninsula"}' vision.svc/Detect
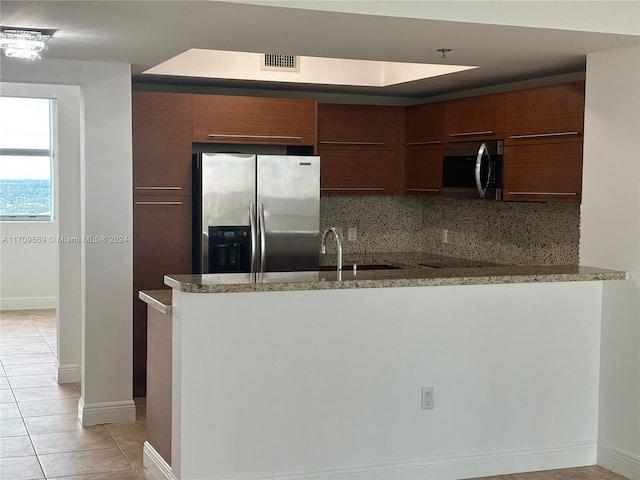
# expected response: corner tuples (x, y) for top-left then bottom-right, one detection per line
(141, 255), (626, 480)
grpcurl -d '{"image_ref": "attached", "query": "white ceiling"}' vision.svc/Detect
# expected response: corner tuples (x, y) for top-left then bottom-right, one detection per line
(1, 1), (639, 98)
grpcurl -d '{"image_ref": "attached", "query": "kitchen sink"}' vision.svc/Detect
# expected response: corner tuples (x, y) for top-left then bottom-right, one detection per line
(418, 261), (487, 269)
(318, 264), (402, 271)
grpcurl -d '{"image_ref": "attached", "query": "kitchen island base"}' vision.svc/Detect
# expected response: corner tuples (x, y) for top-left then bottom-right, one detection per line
(166, 280), (604, 480)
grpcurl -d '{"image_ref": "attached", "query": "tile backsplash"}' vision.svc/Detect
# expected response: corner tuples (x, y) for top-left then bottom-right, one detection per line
(320, 196), (423, 253)
(320, 195), (580, 265)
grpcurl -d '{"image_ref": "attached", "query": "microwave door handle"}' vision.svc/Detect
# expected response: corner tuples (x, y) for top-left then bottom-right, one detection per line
(259, 203), (266, 274)
(475, 142), (488, 199)
(249, 203), (257, 274)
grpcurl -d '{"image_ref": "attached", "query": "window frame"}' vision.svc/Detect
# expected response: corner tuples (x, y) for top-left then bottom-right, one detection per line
(0, 96), (55, 222)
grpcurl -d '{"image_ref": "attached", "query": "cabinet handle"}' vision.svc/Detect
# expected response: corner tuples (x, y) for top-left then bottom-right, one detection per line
(320, 187), (385, 191)
(319, 141), (385, 146)
(134, 201), (183, 205)
(507, 192), (578, 196)
(449, 130), (494, 137)
(207, 134), (302, 141)
(134, 186), (183, 191)
(405, 141), (442, 146)
(508, 131), (580, 139)
(405, 188), (440, 192)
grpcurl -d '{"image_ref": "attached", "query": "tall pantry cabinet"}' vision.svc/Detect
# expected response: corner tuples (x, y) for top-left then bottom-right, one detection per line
(132, 92), (193, 396)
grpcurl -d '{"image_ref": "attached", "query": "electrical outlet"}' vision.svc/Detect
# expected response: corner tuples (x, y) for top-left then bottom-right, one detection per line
(347, 227), (357, 241)
(421, 386), (435, 410)
(441, 229), (449, 244)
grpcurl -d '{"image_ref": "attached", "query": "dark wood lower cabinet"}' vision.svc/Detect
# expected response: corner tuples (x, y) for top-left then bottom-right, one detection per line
(502, 141), (583, 203)
(146, 304), (172, 466)
(133, 197), (191, 396)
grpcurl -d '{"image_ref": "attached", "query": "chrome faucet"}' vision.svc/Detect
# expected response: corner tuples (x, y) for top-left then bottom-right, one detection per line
(321, 226), (343, 271)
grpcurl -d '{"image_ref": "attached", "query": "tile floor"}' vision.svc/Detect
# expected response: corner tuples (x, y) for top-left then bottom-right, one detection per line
(0, 309), (630, 480)
(467, 465), (629, 479)
(0, 309), (152, 479)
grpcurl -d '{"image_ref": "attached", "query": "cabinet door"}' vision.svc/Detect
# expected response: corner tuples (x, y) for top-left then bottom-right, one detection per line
(133, 197), (192, 396)
(146, 307), (172, 465)
(505, 81), (584, 145)
(502, 142), (582, 203)
(318, 104), (404, 195)
(318, 104), (404, 147)
(132, 92), (192, 196)
(404, 146), (442, 196)
(405, 102), (446, 145)
(319, 148), (403, 195)
(446, 93), (505, 141)
(192, 95), (317, 146)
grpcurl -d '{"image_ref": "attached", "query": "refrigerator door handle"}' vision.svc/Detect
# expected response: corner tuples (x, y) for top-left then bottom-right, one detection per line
(259, 203), (266, 273)
(249, 203), (257, 274)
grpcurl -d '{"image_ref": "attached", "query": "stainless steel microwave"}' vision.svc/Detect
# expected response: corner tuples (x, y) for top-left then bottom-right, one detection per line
(441, 140), (504, 200)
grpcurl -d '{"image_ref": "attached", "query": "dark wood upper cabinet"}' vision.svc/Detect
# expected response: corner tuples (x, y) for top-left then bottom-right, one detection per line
(502, 81), (585, 203)
(404, 146), (443, 196)
(132, 92), (193, 196)
(317, 104), (405, 195)
(502, 141), (583, 203)
(446, 93), (505, 141)
(192, 95), (317, 146)
(404, 102), (446, 196)
(318, 103), (404, 147)
(405, 102), (446, 145)
(320, 149), (403, 195)
(505, 81), (585, 145)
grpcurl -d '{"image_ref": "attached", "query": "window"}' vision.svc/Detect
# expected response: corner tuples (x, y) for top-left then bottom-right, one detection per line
(0, 96), (54, 221)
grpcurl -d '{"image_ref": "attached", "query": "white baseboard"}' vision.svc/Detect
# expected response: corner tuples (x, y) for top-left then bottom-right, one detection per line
(56, 363), (80, 384)
(78, 397), (136, 426)
(0, 296), (56, 310)
(193, 441), (596, 480)
(143, 441), (175, 480)
(598, 443), (640, 480)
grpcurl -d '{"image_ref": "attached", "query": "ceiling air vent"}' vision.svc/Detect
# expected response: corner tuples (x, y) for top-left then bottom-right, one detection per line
(261, 54), (300, 72)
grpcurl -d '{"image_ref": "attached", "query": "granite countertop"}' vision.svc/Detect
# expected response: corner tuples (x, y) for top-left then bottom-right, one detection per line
(163, 252), (628, 294)
(139, 289), (172, 313)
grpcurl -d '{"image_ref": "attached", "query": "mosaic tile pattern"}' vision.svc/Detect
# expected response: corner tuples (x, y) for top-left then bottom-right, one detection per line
(421, 197), (580, 265)
(320, 195), (580, 265)
(320, 195), (423, 253)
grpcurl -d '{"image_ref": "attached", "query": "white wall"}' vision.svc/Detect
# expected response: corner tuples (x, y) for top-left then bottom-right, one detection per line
(0, 82), (83, 382)
(0, 220), (57, 309)
(0, 57), (135, 425)
(172, 282), (604, 480)
(80, 62), (135, 424)
(581, 44), (640, 479)
(0, 82), (80, 311)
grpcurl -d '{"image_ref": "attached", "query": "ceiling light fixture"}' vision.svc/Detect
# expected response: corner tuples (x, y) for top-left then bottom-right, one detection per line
(0, 26), (56, 60)
(437, 48), (452, 59)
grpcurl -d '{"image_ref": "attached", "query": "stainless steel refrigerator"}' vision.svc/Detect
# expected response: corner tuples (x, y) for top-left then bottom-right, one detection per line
(193, 153), (320, 274)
